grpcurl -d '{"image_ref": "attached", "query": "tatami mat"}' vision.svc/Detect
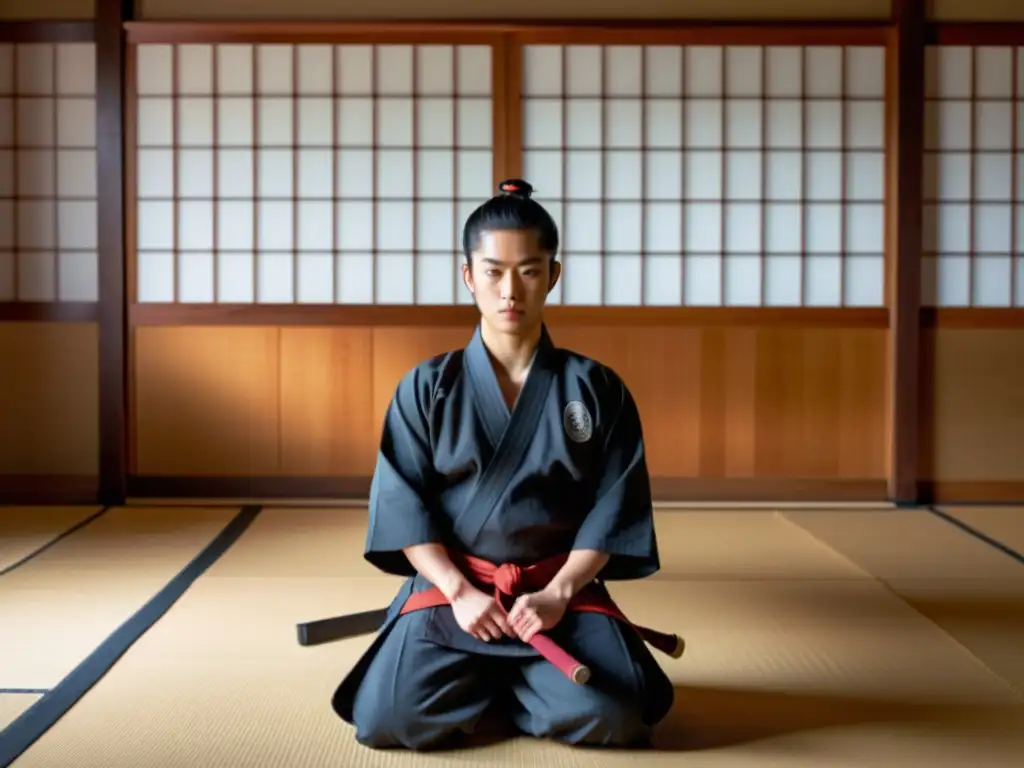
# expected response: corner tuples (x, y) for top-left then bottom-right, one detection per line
(934, 505), (1024, 556)
(780, 508), (1024, 694)
(0, 506), (240, 690)
(8, 506), (1024, 767)
(0, 507), (104, 573)
(0, 695), (41, 731)
(647, 510), (868, 580)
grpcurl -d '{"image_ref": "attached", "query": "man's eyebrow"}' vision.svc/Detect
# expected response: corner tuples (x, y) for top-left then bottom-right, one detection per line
(481, 256), (544, 265)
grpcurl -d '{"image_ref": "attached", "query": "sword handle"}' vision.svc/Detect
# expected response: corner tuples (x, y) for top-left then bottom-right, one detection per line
(530, 634), (591, 685)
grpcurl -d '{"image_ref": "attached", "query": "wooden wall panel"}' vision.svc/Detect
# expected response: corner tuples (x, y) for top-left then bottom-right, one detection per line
(131, 323), (888, 497)
(370, 328), (479, 432)
(550, 325), (888, 481)
(132, 326), (280, 475)
(0, 0), (94, 19)
(279, 328), (375, 478)
(922, 328), (1024, 500)
(0, 323), (99, 480)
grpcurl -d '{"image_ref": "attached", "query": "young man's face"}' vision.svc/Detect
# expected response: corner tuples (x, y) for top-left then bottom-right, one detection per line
(462, 229), (561, 336)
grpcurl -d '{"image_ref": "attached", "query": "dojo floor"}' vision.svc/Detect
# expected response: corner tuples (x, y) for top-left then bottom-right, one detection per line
(1, 503), (1023, 767)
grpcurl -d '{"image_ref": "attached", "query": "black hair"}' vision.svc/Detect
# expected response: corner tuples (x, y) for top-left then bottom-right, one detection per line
(461, 178), (560, 264)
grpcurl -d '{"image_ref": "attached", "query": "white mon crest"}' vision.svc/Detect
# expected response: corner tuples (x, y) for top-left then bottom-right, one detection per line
(563, 400), (593, 443)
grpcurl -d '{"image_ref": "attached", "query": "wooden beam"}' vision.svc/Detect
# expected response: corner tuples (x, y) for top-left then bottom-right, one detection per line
(0, 21), (94, 43)
(885, 0), (925, 505)
(0, 302), (99, 323)
(126, 304), (889, 329)
(96, 0), (134, 506)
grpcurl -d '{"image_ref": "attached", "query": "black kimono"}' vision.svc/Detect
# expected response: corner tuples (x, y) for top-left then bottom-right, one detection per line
(331, 324), (674, 749)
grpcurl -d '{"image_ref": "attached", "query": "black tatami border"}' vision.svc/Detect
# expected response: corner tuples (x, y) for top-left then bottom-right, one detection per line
(0, 504), (263, 767)
(925, 506), (1024, 566)
(0, 507), (111, 578)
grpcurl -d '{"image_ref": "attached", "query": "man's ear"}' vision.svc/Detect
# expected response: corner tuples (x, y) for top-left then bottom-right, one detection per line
(547, 259), (562, 293)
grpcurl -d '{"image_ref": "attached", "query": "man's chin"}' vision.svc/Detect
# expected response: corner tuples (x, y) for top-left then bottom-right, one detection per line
(486, 310), (535, 331)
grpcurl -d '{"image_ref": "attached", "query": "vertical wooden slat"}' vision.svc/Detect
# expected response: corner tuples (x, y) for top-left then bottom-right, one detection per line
(638, 44), (647, 306)
(331, 43), (339, 304)
(680, 49), (687, 305)
(839, 46), (848, 306)
(52, 43), (61, 301)
(170, 44), (179, 302)
(97, 0), (133, 505)
(291, 44), (298, 304)
(370, 45), (378, 304)
(211, 45), (219, 302)
(410, 45), (418, 303)
(251, 45), (259, 303)
(967, 46), (976, 305)
(886, 0), (925, 504)
(451, 45), (460, 299)
(599, 46), (607, 305)
(719, 48), (727, 306)
(759, 45), (767, 306)
(502, 37), (522, 180)
(490, 38), (506, 187)
(1012, 45), (1020, 308)
(124, 40), (138, 474)
(10, 45), (19, 299)
(800, 46), (808, 305)
(559, 45), (568, 297)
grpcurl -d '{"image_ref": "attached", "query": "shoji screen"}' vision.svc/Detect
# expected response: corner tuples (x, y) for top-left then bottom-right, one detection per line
(520, 44), (887, 307)
(132, 42), (493, 306)
(0, 42), (97, 303)
(922, 45), (1024, 306)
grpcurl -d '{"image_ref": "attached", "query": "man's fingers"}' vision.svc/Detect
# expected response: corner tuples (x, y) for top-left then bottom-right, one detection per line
(485, 617), (506, 641)
(521, 618), (543, 642)
(507, 598), (525, 623)
(511, 608), (536, 638)
(494, 611), (514, 636)
(471, 612), (502, 641)
(488, 608), (512, 637)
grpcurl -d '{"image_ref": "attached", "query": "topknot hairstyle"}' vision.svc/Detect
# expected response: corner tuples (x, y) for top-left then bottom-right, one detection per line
(461, 178), (560, 263)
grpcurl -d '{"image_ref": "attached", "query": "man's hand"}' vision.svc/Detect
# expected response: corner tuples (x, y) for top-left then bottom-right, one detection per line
(450, 583), (513, 642)
(507, 587), (571, 642)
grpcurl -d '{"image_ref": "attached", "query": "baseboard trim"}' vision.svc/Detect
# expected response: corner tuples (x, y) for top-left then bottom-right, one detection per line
(649, 477), (886, 502)
(0, 475), (99, 505)
(126, 475), (886, 504)
(919, 482), (1024, 504)
(127, 475), (372, 500)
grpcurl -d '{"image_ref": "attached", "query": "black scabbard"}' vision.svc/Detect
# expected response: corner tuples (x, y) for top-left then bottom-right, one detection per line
(296, 608), (389, 647)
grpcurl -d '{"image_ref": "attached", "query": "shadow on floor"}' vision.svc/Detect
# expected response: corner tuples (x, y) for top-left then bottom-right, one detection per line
(649, 685), (1021, 751)
(455, 684), (1021, 753)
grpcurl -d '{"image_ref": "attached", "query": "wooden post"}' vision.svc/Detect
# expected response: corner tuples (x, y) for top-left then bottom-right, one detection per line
(97, 0), (134, 505)
(885, 0), (926, 505)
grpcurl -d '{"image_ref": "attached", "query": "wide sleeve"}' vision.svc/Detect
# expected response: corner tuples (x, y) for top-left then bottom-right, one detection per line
(570, 373), (660, 581)
(363, 367), (444, 576)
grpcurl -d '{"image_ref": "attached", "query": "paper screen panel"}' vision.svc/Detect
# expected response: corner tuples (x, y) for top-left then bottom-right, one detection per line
(922, 45), (1024, 307)
(133, 42), (492, 305)
(0, 43), (98, 302)
(521, 44), (886, 307)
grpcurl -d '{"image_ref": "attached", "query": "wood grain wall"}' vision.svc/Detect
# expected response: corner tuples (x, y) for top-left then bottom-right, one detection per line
(920, 325), (1024, 501)
(129, 317), (890, 500)
(5, 1), (1024, 506)
(0, 323), (100, 500)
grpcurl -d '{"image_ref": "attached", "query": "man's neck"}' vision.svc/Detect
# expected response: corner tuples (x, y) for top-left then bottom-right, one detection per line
(480, 319), (542, 381)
